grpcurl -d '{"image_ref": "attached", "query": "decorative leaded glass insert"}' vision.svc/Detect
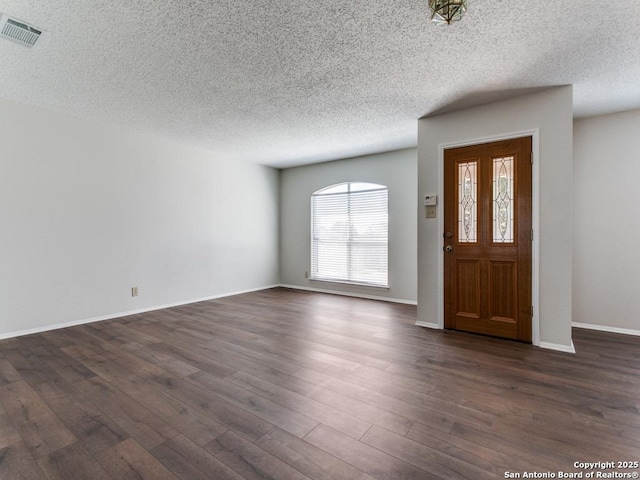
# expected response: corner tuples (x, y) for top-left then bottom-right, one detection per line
(458, 161), (477, 243)
(493, 156), (514, 243)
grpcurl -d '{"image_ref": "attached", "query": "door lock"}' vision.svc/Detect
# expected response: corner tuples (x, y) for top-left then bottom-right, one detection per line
(444, 245), (454, 252)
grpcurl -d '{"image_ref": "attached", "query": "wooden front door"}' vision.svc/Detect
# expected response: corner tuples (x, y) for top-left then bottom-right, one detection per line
(443, 137), (532, 342)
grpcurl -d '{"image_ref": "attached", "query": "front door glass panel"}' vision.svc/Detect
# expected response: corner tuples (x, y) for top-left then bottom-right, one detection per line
(458, 161), (478, 243)
(492, 156), (514, 243)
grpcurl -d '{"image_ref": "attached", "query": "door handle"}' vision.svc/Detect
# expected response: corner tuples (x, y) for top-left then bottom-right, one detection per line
(444, 245), (454, 252)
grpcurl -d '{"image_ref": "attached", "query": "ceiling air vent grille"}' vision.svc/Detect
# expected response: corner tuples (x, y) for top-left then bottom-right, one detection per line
(0, 14), (42, 48)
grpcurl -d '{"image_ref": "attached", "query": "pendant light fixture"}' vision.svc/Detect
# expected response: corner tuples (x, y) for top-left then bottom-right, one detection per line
(429, 0), (467, 26)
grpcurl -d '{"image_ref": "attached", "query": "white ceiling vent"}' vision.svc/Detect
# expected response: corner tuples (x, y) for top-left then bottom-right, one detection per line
(0, 14), (42, 48)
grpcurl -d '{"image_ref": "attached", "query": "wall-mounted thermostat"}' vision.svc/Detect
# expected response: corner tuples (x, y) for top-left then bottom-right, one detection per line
(424, 195), (438, 206)
(424, 194), (437, 218)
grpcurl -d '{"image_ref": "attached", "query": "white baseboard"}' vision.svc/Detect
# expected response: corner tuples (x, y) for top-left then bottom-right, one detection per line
(572, 322), (640, 337)
(0, 284), (280, 341)
(538, 340), (576, 354)
(415, 321), (441, 329)
(279, 284), (418, 305)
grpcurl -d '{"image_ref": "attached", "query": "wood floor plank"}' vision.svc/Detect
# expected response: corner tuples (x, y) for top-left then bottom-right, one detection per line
(176, 332), (303, 375)
(144, 341), (238, 378)
(73, 377), (178, 450)
(0, 442), (47, 480)
(121, 343), (201, 377)
(407, 417), (541, 476)
(30, 370), (79, 402)
(298, 366), (496, 430)
(0, 403), (46, 480)
(148, 372), (275, 442)
(227, 370), (372, 439)
(256, 427), (377, 480)
(0, 348), (59, 386)
(37, 386), (129, 455)
(144, 330), (278, 378)
(101, 322), (164, 347)
(187, 370), (319, 438)
(258, 334), (392, 370)
(37, 442), (112, 480)
(151, 434), (245, 480)
(303, 424), (442, 480)
(0, 358), (22, 386)
(96, 438), (179, 480)
(240, 365), (413, 436)
(446, 416), (577, 470)
(361, 425), (497, 479)
(291, 368), (414, 435)
(234, 333), (363, 372)
(206, 430), (312, 480)
(329, 362), (533, 426)
(0, 381), (77, 458)
(24, 340), (97, 385)
(62, 343), (165, 383)
(103, 374), (229, 447)
(0, 402), (23, 449)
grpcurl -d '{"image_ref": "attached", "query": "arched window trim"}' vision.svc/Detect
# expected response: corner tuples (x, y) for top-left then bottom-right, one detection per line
(314, 182), (386, 196)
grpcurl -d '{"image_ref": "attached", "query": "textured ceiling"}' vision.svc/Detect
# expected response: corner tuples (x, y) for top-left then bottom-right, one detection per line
(1, 1), (639, 168)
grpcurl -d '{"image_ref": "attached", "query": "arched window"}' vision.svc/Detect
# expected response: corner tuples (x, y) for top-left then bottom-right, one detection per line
(311, 182), (388, 287)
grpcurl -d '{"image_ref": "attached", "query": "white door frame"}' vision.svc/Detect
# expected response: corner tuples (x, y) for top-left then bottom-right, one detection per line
(436, 129), (540, 346)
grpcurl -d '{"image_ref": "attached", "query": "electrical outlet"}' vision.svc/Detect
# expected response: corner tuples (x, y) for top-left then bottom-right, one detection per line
(131, 287), (139, 297)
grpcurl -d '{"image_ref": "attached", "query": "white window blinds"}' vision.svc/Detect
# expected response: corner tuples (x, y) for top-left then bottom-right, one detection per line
(311, 182), (388, 287)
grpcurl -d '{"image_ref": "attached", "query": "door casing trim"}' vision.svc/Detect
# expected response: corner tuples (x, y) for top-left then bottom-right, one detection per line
(436, 129), (540, 346)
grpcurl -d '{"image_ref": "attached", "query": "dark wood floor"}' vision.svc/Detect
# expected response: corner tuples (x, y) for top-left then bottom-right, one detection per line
(1, 287), (639, 479)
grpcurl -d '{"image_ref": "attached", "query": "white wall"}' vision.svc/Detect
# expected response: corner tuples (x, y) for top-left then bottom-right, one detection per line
(573, 110), (640, 334)
(0, 97), (279, 338)
(280, 149), (417, 303)
(417, 86), (574, 351)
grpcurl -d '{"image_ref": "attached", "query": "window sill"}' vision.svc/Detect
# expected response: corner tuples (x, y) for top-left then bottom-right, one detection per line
(309, 278), (389, 290)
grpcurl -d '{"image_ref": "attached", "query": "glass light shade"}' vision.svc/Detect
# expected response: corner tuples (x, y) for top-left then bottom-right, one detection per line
(429, 0), (467, 25)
